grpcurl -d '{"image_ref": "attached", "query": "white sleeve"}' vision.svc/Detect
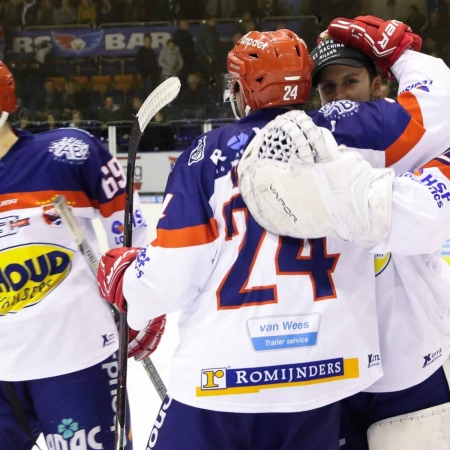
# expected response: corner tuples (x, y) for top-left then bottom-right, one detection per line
(371, 162), (450, 254)
(388, 50), (450, 174)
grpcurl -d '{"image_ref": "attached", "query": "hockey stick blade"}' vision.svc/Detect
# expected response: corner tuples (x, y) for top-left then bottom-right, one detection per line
(136, 77), (181, 132)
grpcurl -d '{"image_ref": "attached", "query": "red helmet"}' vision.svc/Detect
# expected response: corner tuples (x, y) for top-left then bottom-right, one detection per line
(0, 61), (18, 115)
(227, 30), (313, 112)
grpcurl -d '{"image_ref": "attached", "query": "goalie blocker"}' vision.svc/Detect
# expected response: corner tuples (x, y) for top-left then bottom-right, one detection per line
(238, 110), (394, 248)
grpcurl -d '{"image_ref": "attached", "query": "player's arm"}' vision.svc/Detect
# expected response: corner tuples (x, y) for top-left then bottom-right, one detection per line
(325, 16), (450, 173)
(371, 154), (450, 254)
(98, 137), (220, 331)
(239, 111), (450, 253)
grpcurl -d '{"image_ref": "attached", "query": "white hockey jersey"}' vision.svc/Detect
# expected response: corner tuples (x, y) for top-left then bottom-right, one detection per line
(124, 110), (384, 413)
(309, 49), (450, 392)
(0, 128), (149, 381)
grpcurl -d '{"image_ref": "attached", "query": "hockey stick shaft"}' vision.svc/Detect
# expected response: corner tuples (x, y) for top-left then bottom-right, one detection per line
(119, 77), (181, 450)
(54, 195), (169, 396)
(54, 195), (167, 384)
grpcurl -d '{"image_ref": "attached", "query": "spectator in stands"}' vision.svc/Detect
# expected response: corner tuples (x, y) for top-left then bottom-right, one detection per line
(422, 10), (448, 56)
(77, 0), (96, 26)
(206, 0), (236, 18)
(405, 4), (426, 35)
(158, 38), (183, 80)
(61, 78), (90, 120)
(175, 72), (209, 119)
(119, 0), (141, 22)
(97, 95), (121, 123)
(69, 109), (84, 128)
(33, 78), (63, 120)
(53, 0), (77, 25)
(150, 0), (180, 21)
(96, 0), (118, 24)
(173, 19), (195, 82)
(197, 15), (221, 84)
(18, 109), (31, 130)
(36, 0), (55, 25)
(126, 95), (143, 117)
(136, 34), (161, 95)
(45, 112), (57, 130)
(139, 109), (175, 151)
(233, 11), (255, 35)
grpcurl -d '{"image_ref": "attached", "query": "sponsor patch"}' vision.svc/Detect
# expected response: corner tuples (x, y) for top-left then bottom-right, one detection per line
(374, 253), (391, 276)
(247, 314), (319, 351)
(0, 244), (74, 315)
(197, 358), (359, 396)
(0, 215), (30, 238)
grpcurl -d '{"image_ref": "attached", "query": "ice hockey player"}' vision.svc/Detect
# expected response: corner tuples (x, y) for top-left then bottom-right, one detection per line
(0, 60), (164, 449)
(98, 20), (450, 450)
(240, 16), (450, 450)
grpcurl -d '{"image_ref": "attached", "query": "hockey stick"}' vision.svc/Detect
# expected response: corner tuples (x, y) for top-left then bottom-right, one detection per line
(53, 194), (168, 400)
(119, 76), (181, 450)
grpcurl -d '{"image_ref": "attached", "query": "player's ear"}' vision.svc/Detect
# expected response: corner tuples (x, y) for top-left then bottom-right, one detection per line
(372, 74), (382, 100)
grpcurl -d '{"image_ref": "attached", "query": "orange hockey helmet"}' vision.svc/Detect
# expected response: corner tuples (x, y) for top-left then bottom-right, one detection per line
(227, 30), (313, 114)
(0, 61), (18, 116)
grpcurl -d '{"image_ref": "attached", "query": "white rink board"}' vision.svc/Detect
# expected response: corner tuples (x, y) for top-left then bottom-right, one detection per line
(36, 199), (180, 450)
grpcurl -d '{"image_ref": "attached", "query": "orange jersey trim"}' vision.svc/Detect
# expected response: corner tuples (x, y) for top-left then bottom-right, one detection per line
(385, 92), (426, 167)
(152, 218), (219, 248)
(0, 190), (125, 218)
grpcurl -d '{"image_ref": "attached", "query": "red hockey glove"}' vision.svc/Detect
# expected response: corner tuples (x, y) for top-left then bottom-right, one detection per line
(327, 15), (422, 78)
(97, 247), (141, 311)
(128, 315), (166, 360)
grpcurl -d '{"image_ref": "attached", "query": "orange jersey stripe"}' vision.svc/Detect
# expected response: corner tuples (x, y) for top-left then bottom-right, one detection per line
(0, 190), (125, 218)
(397, 91), (424, 126)
(152, 218), (219, 248)
(385, 92), (425, 167)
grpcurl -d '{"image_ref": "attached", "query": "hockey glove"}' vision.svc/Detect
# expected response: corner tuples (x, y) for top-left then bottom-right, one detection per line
(327, 15), (422, 78)
(128, 315), (166, 360)
(97, 247), (141, 311)
(238, 110), (395, 248)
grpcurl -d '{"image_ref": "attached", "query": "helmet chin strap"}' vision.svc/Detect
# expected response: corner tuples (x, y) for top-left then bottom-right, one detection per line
(0, 111), (9, 130)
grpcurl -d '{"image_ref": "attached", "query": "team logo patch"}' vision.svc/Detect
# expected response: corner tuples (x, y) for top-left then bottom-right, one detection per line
(188, 136), (207, 166)
(49, 137), (90, 163)
(320, 100), (360, 120)
(197, 358), (359, 396)
(0, 244), (74, 315)
(42, 204), (62, 227)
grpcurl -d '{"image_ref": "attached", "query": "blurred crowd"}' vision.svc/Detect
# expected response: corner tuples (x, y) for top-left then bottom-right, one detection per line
(0, 0), (448, 151)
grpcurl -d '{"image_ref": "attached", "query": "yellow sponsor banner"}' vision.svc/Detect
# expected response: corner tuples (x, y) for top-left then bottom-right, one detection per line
(196, 358), (359, 397)
(0, 244), (74, 315)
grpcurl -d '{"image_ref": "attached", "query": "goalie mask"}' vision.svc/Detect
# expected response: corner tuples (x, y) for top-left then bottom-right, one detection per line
(0, 61), (18, 129)
(226, 30), (313, 118)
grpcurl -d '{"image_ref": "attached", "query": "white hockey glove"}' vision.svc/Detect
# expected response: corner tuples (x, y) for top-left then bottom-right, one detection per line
(238, 110), (395, 247)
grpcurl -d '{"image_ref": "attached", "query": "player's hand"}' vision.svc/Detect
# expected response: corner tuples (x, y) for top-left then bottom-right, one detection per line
(97, 247), (141, 311)
(327, 15), (422, 78)
(128, 315), (166, 360)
